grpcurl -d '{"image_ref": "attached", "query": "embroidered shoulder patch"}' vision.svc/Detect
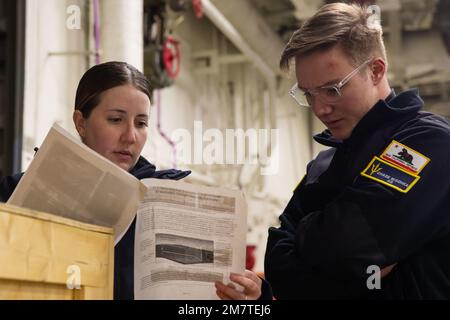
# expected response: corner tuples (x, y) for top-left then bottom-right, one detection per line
(380, 140), (430, 174)
(361, 156), (420, 193)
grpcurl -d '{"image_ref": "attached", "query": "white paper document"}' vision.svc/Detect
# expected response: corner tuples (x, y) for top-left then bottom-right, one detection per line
(8, 123), (147, 244)
(134, 179), (247, 300)
(7, 123), (248, 299)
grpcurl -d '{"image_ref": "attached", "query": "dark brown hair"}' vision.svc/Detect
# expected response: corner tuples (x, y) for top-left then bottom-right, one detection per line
(75, 61), (152, 118)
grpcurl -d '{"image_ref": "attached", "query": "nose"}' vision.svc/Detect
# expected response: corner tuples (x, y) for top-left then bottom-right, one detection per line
(311, 96), (333, 117)
(121, 122), (137, 144)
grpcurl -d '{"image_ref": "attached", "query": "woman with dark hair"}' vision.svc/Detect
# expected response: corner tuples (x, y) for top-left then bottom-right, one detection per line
(0, 61), (269, 300)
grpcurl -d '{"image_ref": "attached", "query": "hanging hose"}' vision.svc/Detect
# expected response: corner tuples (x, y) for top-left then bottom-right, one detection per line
(155, 90), (177, 168)
(93, 0), (101, 64)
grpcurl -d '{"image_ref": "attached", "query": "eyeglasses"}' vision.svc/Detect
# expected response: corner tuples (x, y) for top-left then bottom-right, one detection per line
(289, 59), (372, 107)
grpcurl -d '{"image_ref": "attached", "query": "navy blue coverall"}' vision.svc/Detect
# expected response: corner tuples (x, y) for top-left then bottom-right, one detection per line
(265, 89), (450, 299)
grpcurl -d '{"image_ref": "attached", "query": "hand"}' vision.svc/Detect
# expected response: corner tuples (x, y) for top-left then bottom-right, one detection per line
(215, 269), (262, 300)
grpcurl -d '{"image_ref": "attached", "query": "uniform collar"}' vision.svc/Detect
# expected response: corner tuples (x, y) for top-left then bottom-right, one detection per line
(129, 156), (191, 181)
(313, 89), (423, 147)
(129, 156), (156, 179)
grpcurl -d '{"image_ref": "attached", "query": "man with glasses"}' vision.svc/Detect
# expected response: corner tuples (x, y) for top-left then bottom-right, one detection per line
(265, 2), (450, 299)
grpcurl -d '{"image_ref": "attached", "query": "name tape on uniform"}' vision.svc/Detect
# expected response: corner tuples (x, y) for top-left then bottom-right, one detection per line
(361, 156), (420, 193)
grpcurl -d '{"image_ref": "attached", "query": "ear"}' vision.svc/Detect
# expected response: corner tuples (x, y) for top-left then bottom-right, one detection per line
(369, 58), (387, 85)
(73, 110), (86, 139)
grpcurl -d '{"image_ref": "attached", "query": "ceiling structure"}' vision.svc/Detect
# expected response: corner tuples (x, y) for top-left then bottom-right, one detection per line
(249, 0), (450, 117)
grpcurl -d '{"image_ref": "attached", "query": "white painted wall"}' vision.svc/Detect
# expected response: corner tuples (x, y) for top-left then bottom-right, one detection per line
(249, 93), (312, 271)
(23, 0), (88, 168)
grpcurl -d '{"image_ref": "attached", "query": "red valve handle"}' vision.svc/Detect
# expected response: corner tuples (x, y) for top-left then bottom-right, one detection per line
(192, 0), (203, 18)
(162, 36), (181, 78)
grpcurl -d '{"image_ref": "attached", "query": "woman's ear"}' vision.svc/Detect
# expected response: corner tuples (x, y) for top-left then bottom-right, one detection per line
(73, 110), (86, 139)
(370, 58), (387, 85)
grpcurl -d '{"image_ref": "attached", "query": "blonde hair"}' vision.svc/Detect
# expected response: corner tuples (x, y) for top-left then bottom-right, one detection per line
(280, 2), (387, 71)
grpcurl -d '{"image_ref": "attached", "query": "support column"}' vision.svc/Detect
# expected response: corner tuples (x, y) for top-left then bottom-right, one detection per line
(100, 0), (143, 70)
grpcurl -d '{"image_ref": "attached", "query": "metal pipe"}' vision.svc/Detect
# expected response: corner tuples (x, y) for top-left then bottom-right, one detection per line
(99, 0), (143, 70)
(47, 50), (98, 56)
(155, 90), (177, 168)
(201, 0), (275, 86)
(93, 0), (101, 64)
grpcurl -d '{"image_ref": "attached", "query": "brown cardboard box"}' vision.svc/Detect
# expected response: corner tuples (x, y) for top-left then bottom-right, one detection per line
(0, 203), (114, 299)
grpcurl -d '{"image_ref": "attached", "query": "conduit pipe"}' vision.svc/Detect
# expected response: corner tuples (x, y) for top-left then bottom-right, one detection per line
(155, 90), (177, 168)
(93, 0), (101, 64)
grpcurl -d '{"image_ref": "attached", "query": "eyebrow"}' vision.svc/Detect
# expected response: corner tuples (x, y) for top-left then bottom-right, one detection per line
(108, 108), (149, 118)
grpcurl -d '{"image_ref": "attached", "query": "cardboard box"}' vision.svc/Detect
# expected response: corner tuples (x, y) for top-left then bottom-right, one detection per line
(0, 203), (114, 299)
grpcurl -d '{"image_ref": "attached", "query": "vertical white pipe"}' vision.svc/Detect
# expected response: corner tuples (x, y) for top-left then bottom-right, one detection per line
(100, 0), (143, 70)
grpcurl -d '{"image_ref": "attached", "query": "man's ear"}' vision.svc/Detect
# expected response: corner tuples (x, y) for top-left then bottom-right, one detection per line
(370, 58), (387, 85)
(73, 110), (86, 139)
